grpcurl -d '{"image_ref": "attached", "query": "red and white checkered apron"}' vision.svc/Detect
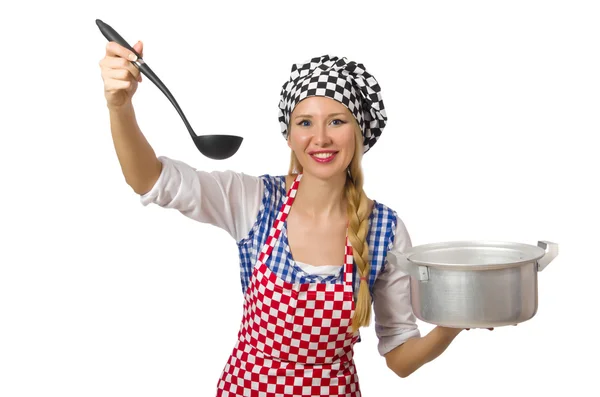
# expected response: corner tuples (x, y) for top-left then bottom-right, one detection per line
(216, 173), (361, 396)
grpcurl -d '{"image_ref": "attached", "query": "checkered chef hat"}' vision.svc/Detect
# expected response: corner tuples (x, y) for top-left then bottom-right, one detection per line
(278, 54), (388, 154)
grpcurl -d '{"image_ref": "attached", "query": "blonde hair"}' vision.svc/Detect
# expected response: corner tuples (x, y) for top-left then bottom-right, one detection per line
(288, 120), (372, 333)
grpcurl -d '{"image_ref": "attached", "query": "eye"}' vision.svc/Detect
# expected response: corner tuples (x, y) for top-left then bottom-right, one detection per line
(331, 119), (346, 125)
(297, 119), (311, 127)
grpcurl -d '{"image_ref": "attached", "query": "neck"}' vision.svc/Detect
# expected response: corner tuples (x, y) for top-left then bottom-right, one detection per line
(294, 172), (348, 218)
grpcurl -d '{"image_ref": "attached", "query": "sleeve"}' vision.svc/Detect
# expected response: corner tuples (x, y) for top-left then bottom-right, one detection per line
(139, 155), (264, 242)
(371, 215), (421, 356)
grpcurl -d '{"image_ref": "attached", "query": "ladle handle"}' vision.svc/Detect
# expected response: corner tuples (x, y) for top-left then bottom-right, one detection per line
(96, 19), (139, 58)
(96, 19), (198, 139)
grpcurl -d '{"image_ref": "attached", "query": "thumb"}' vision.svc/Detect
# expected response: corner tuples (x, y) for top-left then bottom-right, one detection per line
(133, 40), (144, 58)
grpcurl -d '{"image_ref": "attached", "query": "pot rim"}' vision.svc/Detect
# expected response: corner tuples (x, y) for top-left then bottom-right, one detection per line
(404, 240), (546, 269)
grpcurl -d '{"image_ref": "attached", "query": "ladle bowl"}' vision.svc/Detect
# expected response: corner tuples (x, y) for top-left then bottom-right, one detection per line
(96, 19), (243, 160)
(193, 135), (243, 160)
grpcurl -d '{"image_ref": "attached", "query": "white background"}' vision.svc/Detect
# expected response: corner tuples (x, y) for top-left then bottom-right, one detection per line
(1, 0), (598, 396)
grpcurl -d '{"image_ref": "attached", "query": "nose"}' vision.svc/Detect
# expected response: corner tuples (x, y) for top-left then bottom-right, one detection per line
(312, 122), (333, 146)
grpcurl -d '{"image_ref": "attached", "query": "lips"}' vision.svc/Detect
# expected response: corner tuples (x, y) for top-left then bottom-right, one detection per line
(309, 151), (338, 163)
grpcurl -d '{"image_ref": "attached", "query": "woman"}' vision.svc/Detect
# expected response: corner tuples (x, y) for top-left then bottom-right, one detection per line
(99, 40), (465, 396)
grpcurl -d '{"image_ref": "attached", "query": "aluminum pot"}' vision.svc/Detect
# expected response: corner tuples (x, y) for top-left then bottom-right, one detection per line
(387, 240), (559, 328)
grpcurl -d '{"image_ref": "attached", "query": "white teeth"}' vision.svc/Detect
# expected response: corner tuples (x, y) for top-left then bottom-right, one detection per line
(312, 152), (334, 159)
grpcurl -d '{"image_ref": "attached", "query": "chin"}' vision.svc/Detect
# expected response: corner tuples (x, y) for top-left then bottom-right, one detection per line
(302, 163), (348, 181)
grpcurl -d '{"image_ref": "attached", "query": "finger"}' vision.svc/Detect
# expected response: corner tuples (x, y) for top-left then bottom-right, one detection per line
(105, 41), (138, 62)
(102, 71), (137, 90)
(104, 78), (132, 93)
(131, 41), (143, 81)
(102, 68), (136, 83)
(132, 40), (144, 58)
(100, 57), (141, 81)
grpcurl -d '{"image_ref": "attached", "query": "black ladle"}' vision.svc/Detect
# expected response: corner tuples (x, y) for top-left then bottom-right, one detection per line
(96, 19), (243, 160)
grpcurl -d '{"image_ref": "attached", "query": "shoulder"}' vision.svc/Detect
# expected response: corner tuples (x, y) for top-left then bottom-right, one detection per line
(369, 199), (397, 224)
(236, 174), (286, 244)
(256, 174), (289, 210)
(262, 174), (286, 195)
(369, 200), (411, 249)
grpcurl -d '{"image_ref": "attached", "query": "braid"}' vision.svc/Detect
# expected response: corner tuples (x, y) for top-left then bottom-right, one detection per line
(345, 125), (372, 333)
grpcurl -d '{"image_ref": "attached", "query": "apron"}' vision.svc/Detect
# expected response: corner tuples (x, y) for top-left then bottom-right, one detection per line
(216, 173), (361, 396)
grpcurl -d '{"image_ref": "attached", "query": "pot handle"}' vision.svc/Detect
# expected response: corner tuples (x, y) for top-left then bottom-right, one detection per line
(387, 251), (430, 281)
(537, 241), (559, 271)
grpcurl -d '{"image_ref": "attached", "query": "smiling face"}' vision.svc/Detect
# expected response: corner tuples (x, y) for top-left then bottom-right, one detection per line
(287, 96), (358, 180)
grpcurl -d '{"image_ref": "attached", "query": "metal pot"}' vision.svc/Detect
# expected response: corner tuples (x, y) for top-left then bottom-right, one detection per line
(387, 240), (559, 328)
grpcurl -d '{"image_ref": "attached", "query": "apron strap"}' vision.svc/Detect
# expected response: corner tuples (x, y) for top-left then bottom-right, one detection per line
(256, 173), (302, 267)
(344, 235), (354, 287)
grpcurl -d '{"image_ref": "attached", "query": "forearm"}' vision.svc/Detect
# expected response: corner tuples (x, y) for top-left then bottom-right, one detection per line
(384, 326), (462, 378)
(108, 101), (162, 195)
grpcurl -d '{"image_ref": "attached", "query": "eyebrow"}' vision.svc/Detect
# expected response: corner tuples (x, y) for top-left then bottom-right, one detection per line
(294, 112), (347, 119)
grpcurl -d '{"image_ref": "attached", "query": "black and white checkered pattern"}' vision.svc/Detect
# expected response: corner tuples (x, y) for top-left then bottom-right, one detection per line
(278, 55), (388, 154)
